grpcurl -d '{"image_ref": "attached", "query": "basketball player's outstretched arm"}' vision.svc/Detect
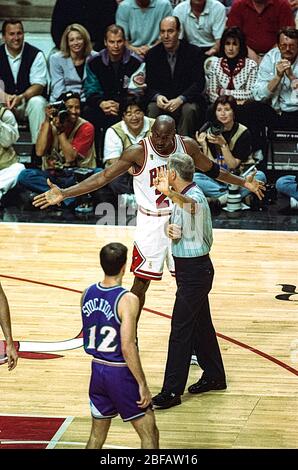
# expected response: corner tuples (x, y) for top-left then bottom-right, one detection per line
(119, 293), (152, 408)
(33, 144), (144, 209)
(183, 137), (266, 200)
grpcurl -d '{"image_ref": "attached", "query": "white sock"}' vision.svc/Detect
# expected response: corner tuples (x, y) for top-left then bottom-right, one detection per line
(290, 197), (298, 209)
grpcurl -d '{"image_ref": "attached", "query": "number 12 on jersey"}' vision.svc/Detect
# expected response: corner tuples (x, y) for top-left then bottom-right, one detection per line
(86, 325), (117, 352)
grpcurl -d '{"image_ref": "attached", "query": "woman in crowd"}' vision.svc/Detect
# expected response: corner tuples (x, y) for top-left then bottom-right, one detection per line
(195, 95), (266, 207)
(49, 24), (97, 105)
(206, 27), (270, 157)
(207, 27), (258, 104)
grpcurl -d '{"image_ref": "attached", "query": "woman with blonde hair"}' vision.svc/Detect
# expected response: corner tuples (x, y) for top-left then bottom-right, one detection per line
(49, 23), (97, 103)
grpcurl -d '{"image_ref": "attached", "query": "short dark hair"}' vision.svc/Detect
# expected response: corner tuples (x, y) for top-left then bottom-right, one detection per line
(2, 19), (23, 36)
(219, 27), (248, 59)
(58, 91), (81, 103)
(120, 95), (146, 116)
(277, 27), (298, 44)
(104, 24), (126, 41)
(100, 243), (128, 276)
(211, 95), (238, 122)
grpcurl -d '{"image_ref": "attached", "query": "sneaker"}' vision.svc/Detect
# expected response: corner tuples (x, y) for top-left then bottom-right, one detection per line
(152, 391), (181, 409)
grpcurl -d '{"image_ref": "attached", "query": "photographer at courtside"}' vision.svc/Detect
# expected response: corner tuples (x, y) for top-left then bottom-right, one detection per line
(194, 95), (266, 210)
(17, 91), (96, 211)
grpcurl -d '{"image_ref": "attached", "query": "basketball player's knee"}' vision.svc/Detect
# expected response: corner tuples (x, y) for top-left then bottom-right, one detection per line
(131, 277), (150, 297)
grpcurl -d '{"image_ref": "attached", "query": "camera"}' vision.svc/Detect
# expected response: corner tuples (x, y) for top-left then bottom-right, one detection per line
(209, 123), (224, 136)
(50, 100), (69, 124)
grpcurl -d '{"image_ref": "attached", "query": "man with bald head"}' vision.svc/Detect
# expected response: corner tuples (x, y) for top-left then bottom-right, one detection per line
(145, 16), (206, 136)
(33, 115), (265, 319)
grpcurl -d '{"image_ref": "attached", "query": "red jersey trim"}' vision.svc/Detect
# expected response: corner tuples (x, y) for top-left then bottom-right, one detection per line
(178, 135), (188, 154)
(134, 269), (163, 281)
(139, 206), (172, 217)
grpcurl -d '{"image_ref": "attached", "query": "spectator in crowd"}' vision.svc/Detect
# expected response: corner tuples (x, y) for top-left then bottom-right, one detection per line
(116, 0), (173, 58)
(227, 0), (295, 64)
(17, 91), (96, 211)
(195, 95), (266, 207)
(173, 0), (227, 56)
(288, 0), (298, 27)
(207, 27), (258, 104)
(51, 0), (118, 52)
(0, 103), (24, 204)
(0, 19), (47, 144)
(83, 24), (143, 162)
(276, 174), (298, 213)
(96, 95), (154, 206)
(206, 26), (269, 155)
(49, 24), (97, 105)
(0, 281), (18, 371)
(253, 27), (298, 130)
(152, 156), (226, 410)
(145, 16), (206, 136)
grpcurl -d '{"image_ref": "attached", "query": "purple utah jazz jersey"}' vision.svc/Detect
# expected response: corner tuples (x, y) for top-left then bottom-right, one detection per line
(81, 283), (128, 364)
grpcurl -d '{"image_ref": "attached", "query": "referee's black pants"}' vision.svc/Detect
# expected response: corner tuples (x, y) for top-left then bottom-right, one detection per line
(162, 255), (226, 395)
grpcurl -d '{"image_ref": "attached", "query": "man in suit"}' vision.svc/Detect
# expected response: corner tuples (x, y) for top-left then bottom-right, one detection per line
(145, 16), (206, 137)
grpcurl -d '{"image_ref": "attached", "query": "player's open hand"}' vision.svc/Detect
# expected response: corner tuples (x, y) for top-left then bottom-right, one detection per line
(153, 168), (170, 196)
(244, 170), (266, 200)
(32, 179), (64, 209)
(6, 342), (18, 371)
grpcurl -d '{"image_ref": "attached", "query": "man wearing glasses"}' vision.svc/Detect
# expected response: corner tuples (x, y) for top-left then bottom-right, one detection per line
(253, 27), (298, 130)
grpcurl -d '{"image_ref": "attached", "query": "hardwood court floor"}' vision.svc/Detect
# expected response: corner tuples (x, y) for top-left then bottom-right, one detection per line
(0, 223), (297, 449)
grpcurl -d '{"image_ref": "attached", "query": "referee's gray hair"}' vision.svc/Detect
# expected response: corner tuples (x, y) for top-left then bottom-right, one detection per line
(168, 152), (195, 182)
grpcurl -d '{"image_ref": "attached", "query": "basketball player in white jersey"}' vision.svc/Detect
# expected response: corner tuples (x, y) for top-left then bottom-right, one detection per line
(33, 115), (265, 317)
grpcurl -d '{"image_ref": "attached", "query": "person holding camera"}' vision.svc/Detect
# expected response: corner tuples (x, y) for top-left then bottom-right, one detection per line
(17, 91), (96, 210)
(195, 95), (267, 208)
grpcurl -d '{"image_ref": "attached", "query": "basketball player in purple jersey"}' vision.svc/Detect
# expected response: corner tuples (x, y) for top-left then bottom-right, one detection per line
(34, 116), (265, 319)
(81, 242), (159, 449)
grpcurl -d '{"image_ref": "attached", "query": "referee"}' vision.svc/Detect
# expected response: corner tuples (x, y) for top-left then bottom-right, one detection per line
(152, 152), (226, 410)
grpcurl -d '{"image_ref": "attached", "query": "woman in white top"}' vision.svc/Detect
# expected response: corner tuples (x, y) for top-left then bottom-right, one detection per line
(207, 27), (258, 104)
(49, 23), (97, 103)
(207, 27), (270, 156)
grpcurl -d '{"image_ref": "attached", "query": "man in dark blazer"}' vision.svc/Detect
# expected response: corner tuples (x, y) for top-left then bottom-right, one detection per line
(145, 16), (206, 137)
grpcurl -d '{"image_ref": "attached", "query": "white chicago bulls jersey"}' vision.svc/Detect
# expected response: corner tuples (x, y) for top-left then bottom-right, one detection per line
(133, 135), (187, 213)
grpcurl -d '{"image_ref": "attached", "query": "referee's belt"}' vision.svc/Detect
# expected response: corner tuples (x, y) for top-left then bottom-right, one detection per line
(139, 206), (172, 217)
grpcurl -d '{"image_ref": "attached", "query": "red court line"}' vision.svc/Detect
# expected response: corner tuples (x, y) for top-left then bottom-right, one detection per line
(137, 309), (298, 377)
(1, 274), (298, 377)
